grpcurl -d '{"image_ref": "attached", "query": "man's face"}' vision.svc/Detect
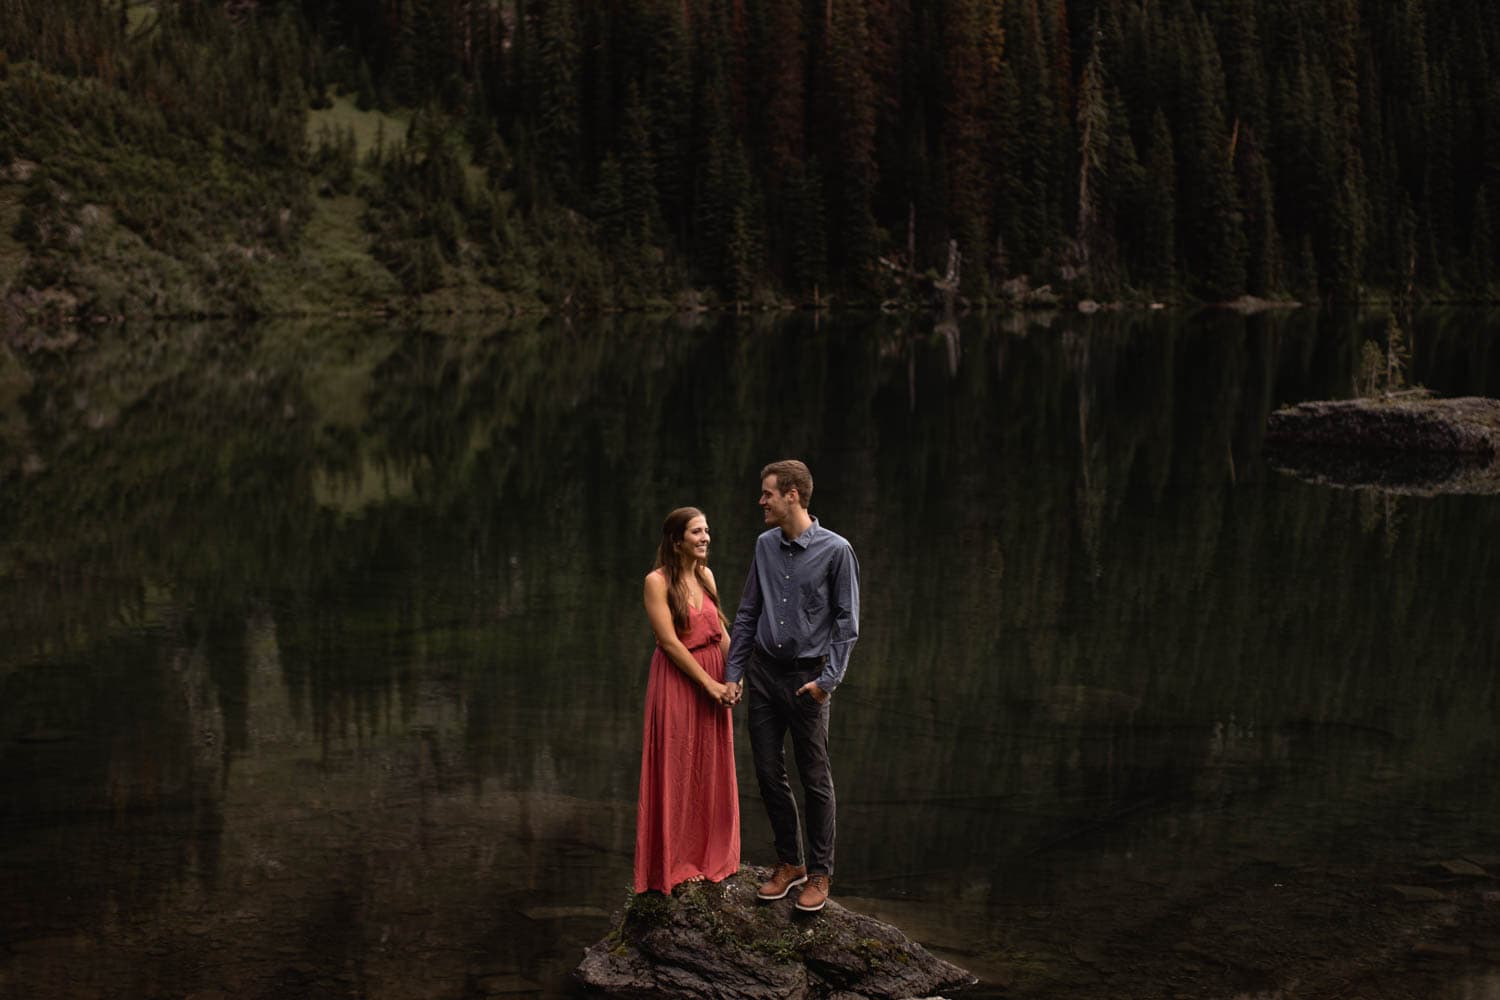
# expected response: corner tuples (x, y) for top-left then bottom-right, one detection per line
(759, 475), (797, 529)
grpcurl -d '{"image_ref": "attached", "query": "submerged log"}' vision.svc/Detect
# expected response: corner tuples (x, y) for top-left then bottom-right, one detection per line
(1265, 394), (1500, 455)
(575, 867), (975, 1000)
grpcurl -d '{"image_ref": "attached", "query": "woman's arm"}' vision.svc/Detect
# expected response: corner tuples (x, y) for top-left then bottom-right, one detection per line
(644, 571), (728, 702)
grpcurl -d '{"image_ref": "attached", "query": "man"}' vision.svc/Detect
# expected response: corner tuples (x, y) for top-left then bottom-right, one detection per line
(724, 459), (860, 913)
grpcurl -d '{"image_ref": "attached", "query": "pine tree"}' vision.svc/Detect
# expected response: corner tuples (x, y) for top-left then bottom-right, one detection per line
(990, 60), (1032, 277)
(785, 157), (828, 293)
(576, 1), (614, 174)
(1005, 0), (1056, 268)
(1047, 0), (1073, 132)
(1325, 0), (1368, 299)
(619, 83), (660, 247)
(724, 203), (757, 304)
(389, 0), (421, 105)
(941, 0), (991, 295)
(1269, 47), (1332, 283)
(696, 46), (762, 297)
(1294, 233), (1319, 301)
(747, 0), (805, 285)
(1214, 0), (1268, 135)
(1387, 0), (1432, 198)
(1180, 14), (1245, 299)
(355, 58), (378, 111)
(1472, 184), (1494, 294)
(1075, 26), (1108, 281)
(755, 0), (805, 177)
(643, 0), (691, 243)
(593, 152), (626, 245)
(816, 0), (880, 287)
(1141, 108), (1177, 292)
(1114, 0), (1150, 137)
(976, 0), (1011, 281)
(1451, 0), (1490, 243)
(1483, 79), (1500, 281)
(531, 0), (580, 199)
(1423, 66), (1456, 288)
(1236, 124), (1282, 295)
(1394, 189), (1419, 296)
(1100, 84), (1144, 291)
(1358, 43), (1394, 285)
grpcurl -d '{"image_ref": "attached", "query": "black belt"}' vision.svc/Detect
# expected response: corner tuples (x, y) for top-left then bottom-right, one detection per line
(754, 643), (826, 669)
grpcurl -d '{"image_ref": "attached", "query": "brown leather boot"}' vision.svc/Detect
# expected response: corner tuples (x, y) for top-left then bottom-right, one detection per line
(756, 862), (808, 901)
(794, 873), (831, 912)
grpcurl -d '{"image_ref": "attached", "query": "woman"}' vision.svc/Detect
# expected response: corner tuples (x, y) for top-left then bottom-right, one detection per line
(633, 506), (741, 894)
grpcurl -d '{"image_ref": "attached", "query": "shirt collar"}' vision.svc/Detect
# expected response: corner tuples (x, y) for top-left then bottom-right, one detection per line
(781, 516), (820, 549)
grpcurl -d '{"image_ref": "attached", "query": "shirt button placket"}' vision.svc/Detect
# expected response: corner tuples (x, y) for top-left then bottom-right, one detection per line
(777, 548), (791, 642)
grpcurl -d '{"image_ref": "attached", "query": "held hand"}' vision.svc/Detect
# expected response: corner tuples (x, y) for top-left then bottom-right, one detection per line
(721, 681), (742, 707)
(796, 680), (829, 704)
(704, 679), (729, 704)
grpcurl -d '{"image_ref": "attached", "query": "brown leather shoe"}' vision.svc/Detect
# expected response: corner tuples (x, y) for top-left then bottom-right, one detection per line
(756, 862), (807, 901)
(795, 873), (831, 912)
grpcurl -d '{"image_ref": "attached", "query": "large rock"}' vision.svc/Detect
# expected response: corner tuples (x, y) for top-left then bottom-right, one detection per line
(575, 867), (976, 1000)
(1265, 395), (1500, 455)
(1264, 395), (1500, 495)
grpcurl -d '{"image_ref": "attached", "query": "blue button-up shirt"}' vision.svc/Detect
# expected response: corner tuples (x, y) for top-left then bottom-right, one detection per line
(726, 518), (860, 692)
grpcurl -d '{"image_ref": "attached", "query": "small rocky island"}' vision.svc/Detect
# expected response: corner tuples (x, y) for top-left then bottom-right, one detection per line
(1264, 394), (1500, 494)
(1265, 394), (1500, 454)
(575, 866), (976, 1000)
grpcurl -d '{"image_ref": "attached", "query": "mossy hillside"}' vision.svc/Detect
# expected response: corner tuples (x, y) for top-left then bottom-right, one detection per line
(2, 64), (315, 318)
(123, 1), (157, 36)
(0, 184), (26, 299)
(306, 95), (410, 162)
(1, 60), (660, 322)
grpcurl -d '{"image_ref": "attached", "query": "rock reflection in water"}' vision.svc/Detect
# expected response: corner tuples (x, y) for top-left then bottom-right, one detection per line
(3, 309), (1500, 998)
(1267, 443), (1500, 496)
(1452, 972), (1500, 1000)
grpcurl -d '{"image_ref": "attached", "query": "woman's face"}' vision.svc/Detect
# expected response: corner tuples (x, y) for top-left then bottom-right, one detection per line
(676, 515), (710, 563)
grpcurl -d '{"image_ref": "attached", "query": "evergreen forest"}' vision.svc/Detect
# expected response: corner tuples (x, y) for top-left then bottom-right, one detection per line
(3, 0), (1499, 318)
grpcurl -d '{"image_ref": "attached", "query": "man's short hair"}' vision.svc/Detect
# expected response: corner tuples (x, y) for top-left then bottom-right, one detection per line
(761, 459), (813, 508)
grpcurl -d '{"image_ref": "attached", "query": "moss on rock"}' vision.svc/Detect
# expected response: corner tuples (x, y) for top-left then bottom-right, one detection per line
(576, 867), (974, 1000)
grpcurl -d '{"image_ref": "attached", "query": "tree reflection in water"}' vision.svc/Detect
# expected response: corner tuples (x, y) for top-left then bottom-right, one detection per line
(3, 308), (1500, 998)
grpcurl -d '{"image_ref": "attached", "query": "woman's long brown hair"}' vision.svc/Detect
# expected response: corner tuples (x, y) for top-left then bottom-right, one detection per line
(655, 507), (730, 634)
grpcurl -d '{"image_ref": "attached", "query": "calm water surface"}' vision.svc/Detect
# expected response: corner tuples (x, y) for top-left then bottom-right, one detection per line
(3, 308), (1500, 999)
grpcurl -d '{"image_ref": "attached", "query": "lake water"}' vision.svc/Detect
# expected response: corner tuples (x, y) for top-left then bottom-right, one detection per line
(3, 307), (1500, 999)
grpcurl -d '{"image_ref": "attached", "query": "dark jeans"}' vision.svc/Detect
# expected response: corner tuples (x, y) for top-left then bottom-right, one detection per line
(747, 644), (836, 876)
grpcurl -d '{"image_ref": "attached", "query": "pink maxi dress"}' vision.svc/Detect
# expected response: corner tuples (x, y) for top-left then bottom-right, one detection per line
(633, 592), (741, 893)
